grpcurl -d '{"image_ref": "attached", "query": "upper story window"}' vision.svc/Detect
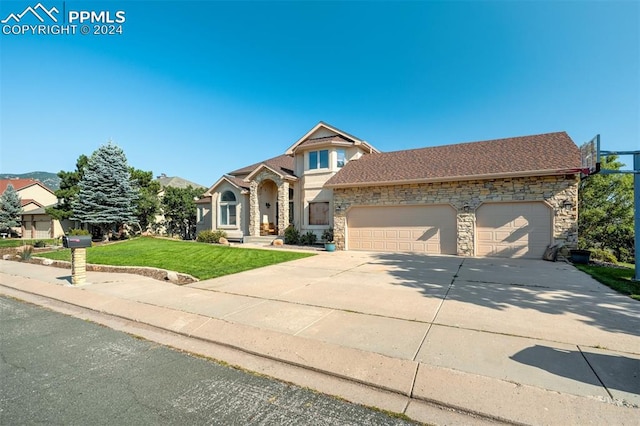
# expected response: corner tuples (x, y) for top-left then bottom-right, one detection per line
(309, 150), (329, 170)
(336, 149), (346, 168)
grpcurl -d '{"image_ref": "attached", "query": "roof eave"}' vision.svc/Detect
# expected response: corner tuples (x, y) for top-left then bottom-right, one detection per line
(244, 164), (298, 182)
(325, 168), (580, 188)
(205, 175), (247, 195)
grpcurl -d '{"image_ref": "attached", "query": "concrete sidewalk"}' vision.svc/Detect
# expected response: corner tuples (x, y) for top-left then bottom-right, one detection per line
(1, 255), (638, 425)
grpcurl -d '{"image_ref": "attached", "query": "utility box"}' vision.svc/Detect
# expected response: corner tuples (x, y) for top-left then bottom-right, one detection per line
(62, 235), (92, 249)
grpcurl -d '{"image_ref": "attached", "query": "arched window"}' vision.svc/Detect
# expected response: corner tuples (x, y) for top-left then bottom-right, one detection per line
(220, 191), (237, 226)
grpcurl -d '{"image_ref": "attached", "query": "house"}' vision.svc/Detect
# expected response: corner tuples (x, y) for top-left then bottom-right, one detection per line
(0, 178), (64, 239)
(151, 174), (206, 236)
(196, 122), (581, 258)
(156, 174), (206, 192)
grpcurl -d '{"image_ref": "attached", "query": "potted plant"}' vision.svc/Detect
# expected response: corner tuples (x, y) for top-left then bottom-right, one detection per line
(569, 248), (591, 264)
(322, 228), (335, 252)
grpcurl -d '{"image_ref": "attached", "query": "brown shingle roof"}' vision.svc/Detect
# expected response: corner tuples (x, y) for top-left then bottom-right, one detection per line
(325, 132), (580, 187)
(225, 176), (250, 190)
(229, 154), (295, 178)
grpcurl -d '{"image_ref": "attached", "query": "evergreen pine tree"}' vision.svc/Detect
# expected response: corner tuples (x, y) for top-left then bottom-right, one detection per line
(0, 184), (23, 232)
(46, 154), (89, 220)
(72, 142), (139, 238)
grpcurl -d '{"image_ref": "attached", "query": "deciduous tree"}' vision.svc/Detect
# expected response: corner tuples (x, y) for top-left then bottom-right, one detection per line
(161, 185), (203, 239)
(578, 155), (634, 262)
(130, 168), (161, 232)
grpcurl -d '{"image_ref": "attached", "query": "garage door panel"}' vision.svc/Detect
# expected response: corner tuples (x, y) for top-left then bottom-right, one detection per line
(398, 230), (411, 239)
(34, 221), (51, 239)
(347, 205), (456, 254)
(384, 230), (397, 238)
(476, 202), (551, 259)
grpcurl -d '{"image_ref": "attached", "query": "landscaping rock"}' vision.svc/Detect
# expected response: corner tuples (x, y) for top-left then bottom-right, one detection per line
(42, 258), (54, 265)
(272, 239), (284, 247)
(165, 271), (179, 283)
(2, 254), (11, 260)
(218, 237), (230, 246)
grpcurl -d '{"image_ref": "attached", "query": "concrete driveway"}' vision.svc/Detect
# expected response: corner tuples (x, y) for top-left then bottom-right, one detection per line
(187, 251), (640, 405)
(2, 251), (639, 423)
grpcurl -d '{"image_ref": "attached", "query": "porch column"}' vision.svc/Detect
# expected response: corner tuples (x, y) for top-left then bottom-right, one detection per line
(277, 181), (289, 236)
(249, 181), (260, 237)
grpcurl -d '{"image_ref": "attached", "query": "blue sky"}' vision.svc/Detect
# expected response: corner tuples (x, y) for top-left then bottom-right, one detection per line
(1, 0), (638, 187)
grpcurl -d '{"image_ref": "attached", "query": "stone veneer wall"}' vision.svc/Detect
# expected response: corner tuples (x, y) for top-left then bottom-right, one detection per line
(249, 170), (289, 237)
(332, 174), (579, 255)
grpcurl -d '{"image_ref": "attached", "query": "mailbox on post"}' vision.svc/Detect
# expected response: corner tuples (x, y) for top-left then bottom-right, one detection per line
(62, 235), (92, 249)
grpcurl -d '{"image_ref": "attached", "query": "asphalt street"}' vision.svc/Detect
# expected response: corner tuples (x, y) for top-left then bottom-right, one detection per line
(0, 296), (415, 425)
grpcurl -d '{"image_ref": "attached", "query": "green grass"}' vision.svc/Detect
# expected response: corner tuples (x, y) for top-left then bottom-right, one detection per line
(0, 238), (58, 248)
(37, 236), (314, 280)
(575, 264), (639, 301)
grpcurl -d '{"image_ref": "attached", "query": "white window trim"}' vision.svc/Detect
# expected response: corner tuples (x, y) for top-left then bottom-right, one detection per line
(308, 149), (329, 170)
(218, 191), (238, 228)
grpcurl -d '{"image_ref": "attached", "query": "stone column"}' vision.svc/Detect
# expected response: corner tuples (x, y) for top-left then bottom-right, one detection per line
(334, 216), (346, 250)
(277, 181), (289, 235)
(71, 248), (87, 285)
(249, 181), (259, 237)
(456, 212), (475, 256)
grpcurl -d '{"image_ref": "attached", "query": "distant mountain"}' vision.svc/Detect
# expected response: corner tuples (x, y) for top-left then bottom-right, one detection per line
(0, 171), (60, 190)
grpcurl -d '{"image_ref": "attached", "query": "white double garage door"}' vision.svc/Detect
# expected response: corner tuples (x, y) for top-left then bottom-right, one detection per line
(347, 202), (552, 259)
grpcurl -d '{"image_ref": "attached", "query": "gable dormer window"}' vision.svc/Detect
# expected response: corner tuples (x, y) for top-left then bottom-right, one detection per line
(309, 150), (329, 170)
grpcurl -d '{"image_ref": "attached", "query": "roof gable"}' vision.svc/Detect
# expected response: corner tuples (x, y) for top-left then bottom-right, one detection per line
(228, 154), (295, 178)
(21, 199), (44, 208)
(244, 163), (298, 182)
(0, 178), (54, 195)
(156, 175), (206, 190)
(325, 132), (581, 187)
(204, 175), (250, 196)
(285, 122), (379, 155)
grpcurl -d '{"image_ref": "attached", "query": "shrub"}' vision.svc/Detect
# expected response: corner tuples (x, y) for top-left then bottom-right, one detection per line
(197, 230), (227, 243)
(284, 225), (300, 245)
(34, 240), (46, 248)
(589, 248), (618, 264)
(321, 228), (334, 242)
(69, 228), (90, 236)
(300, 231), (317, 246)
(19, 246), (33, 260)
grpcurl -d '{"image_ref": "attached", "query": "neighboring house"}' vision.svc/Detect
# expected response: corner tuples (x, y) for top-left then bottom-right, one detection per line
(152, 174), (206, 235)
(197, 122), (581, 259)
(0, 178), (64, 239)
(156, 174), (206, 192)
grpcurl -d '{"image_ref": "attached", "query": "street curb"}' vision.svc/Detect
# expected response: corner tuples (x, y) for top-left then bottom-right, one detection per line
(1, 276), (638, 425)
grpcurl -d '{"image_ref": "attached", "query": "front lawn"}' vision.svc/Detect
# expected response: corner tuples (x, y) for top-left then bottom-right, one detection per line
(0, 238), (58, 248)
(37, 237), (314, 280)
(575, 264), (639, 301)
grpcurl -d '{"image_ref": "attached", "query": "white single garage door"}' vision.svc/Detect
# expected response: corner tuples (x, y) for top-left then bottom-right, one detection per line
(347, 205), (457, 254)
(476, 202), (552, 259)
